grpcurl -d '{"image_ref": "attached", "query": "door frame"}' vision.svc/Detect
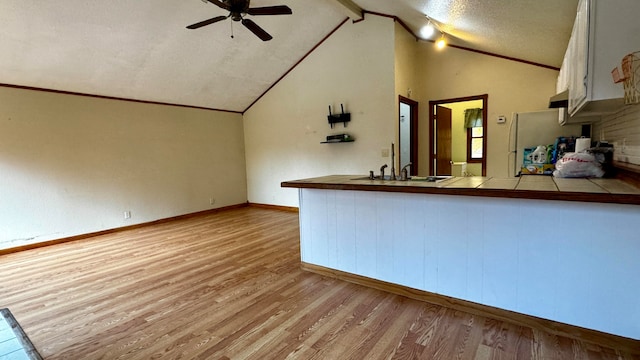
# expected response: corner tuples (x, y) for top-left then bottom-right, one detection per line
(399, 95), (419, 175)
(429, 94), (488, 176)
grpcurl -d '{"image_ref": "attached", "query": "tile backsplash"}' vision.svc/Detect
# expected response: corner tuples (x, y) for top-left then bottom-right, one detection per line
(592, 104), (640, 166)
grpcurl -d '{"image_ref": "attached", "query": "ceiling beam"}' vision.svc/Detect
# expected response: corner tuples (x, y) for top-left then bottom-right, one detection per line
(333, 0), (363, 20)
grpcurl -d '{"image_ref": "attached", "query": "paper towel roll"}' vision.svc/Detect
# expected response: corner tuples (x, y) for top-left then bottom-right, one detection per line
(575, 138), (591, 152)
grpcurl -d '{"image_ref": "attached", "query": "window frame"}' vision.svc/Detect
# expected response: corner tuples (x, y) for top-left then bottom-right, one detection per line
(466, 126), (484, 163)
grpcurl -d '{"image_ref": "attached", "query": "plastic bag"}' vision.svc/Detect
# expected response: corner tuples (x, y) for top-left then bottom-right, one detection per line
(553, 152), (605, 178)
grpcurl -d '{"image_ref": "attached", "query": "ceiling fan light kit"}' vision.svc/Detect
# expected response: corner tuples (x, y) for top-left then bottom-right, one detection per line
(186, 0), (292, 41)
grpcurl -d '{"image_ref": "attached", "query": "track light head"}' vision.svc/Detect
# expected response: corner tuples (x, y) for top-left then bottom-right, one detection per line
(435, 33), (447, 49)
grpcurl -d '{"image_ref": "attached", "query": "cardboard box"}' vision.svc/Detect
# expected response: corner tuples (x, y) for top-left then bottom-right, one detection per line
(521, 164), (555, 175)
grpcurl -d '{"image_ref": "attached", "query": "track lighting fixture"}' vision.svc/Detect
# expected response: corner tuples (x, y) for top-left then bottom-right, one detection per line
(435, 33), (447, 49)
(422, 14), (448, 49)
(420, 20), (435, 38)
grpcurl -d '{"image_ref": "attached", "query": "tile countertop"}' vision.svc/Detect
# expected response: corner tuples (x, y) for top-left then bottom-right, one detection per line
(281, 175), (640, 205)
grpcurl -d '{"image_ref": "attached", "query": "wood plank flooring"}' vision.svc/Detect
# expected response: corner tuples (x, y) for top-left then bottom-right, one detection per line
(0, 207), (638, 359)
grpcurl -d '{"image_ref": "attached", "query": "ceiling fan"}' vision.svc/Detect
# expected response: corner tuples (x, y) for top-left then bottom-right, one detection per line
(187, 0), (292, 41)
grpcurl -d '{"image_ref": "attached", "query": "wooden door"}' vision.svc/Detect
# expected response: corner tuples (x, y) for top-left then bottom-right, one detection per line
(435, 105), (452, 175)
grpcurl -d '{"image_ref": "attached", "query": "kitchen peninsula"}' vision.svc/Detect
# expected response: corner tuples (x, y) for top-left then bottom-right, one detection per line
(282, 175), (640, 346)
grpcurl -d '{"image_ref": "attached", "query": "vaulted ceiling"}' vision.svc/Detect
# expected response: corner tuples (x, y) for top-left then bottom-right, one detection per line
(0, 0), (578, 113)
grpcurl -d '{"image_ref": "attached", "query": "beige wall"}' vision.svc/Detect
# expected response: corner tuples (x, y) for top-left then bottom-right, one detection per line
(245, 15), (559, 207)
(2, 13), (562, 239)
(394, 22), (420, 103)
(416, 44), (559, 177)
(244, 16), (396, 207)
(394, 22), (422, 173)
(0, 86), (247, 247)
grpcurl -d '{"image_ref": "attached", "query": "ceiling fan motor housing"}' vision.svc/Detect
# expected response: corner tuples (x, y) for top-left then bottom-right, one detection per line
(228, 0), (250, 21)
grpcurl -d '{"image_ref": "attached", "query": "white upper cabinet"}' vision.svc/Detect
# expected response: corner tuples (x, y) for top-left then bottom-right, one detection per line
(564, 0), (640, 118)
(567, 0), (588, 114)
(557, 47), (570, 94)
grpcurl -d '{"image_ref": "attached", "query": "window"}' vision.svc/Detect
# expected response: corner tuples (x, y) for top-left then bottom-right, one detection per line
(467, 126), (483, 162)
(464, 107), (484, 163)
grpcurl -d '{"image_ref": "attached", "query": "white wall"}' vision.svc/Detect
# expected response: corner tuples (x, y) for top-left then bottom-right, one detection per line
(0, 86), (247, 248)
(243, 16), (396, 207)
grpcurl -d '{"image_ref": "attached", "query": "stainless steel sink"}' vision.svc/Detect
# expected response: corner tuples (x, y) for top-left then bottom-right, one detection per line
(351, 175), (395, 180)
(351, 175), (453, 182)
(410, 176), (453, 182)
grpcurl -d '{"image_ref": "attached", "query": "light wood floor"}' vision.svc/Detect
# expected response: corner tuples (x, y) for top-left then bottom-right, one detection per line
(0, 207), (637, 359)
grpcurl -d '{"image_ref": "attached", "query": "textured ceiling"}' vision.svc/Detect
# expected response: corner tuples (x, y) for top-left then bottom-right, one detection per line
(355, 0), (578, 69)
(0, 0), (578, 113)
(0, 0), (346, 112)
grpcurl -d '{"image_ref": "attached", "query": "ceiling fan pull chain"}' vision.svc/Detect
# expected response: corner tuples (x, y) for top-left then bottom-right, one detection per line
(230, 20), (234, 39)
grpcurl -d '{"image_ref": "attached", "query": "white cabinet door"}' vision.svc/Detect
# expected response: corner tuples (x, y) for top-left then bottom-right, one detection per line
(568, 0), (589, 115)
(557, 51), (569, 93)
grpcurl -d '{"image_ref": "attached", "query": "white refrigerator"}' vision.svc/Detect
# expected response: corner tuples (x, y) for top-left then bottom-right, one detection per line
(509, 110), (584, 177)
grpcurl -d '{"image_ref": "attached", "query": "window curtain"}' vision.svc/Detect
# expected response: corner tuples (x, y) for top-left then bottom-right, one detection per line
(464, 108), (483, 128)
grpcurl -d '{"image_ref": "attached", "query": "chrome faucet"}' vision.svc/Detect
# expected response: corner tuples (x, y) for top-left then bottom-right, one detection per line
(379, 164), (388, 179)
(389, 143), (396, 181)
(400, 162), (412, 181)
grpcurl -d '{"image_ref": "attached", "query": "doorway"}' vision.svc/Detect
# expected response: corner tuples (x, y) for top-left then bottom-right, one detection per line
(399, 96), (418, 176)
(429, 94), (488, 176)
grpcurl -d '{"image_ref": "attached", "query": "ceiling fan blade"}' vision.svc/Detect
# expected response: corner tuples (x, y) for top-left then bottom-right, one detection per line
(241, 18), (272, 41)
(186, 15), (227, 29)
(206, 0), (231, 11)
(246, 5), (292, 16)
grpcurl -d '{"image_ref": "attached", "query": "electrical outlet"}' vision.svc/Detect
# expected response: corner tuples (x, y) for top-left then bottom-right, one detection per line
(124, 211), (131, 219)
(209, 197), (216, 205)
